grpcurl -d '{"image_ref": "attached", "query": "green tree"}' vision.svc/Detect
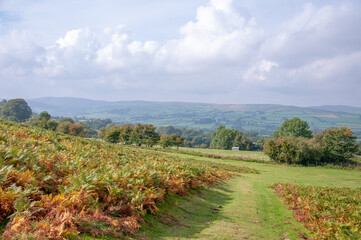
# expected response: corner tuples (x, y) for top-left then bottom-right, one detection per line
(172, 134), (184, 149)
(1, 98), (32, 123)
(46, 120), (59, 131)
(68, 123), (85, 137)
(319, 127), (358, 163)
(131, 124), (146, 146)
(210, 125), (237, 150)
(159, 135), (172, 148)
(38, 111), (51, 121)
(263, 136), (321, 165)
(56, 122), (71, 134)
(119, 124), (133, 144)
(143, 124), (160, 147)
(273, 117), (312, 139)
(130, 123), (160, 147)
(59, 117), (74, 123)
(104, 126), (122, 143)
(159, 134), (184, 149)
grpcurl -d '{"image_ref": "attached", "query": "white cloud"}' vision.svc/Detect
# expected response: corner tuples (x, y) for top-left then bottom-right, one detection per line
(243, 60), (278, 82)
(0, 0), (361, 105)
(56, 29), (82, 48)
(156, 0), (263, 73)
(261, 3), (361, 67)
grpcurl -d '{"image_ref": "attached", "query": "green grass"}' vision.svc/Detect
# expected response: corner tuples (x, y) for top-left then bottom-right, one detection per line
(132, 149), (361, 239)
(178, 147), (271, 161)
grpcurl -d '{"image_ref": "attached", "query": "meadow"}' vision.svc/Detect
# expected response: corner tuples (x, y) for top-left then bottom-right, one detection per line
(1, 120), (361, 239)
(134, 149), (361, 239)
(0, 120), (256, 239)
(174, 147), (270, 161)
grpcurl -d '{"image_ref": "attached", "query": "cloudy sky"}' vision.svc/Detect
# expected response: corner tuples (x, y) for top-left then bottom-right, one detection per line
(1, 0), (361, 106)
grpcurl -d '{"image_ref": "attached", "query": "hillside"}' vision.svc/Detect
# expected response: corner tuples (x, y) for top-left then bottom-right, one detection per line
(0, 120), (258, 239)
(27, 97), (361, 137)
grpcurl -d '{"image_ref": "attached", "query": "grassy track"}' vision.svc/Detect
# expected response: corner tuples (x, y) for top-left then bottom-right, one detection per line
(134, 150), (361, 239)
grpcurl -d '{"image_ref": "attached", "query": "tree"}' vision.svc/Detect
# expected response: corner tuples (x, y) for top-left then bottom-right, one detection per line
(119, 124), (133, 144)
(59, 117), (75, 123)
(211, 125), (237, 150)
(38, 111), (51, 121)
(1, 98), (32, 123)
(0, 99), (6, 110)
(263, 136), (321, 165)
(319, 127), (358, 163)
(170, 134), (184, 149)
(159, 135), (172, 148)
(131, 124), (146, 146)
(56, 121), (85, 137)
(104, 126), (122, 143)
(143, 124), (160, 147)
(273, 117), (312, 139)
(56, 122), (71, 134)
(130, 123), (160, 147)
(159, 134), (184, 148)
(68, 123), (85, 137)
(46, 120), (59, 131)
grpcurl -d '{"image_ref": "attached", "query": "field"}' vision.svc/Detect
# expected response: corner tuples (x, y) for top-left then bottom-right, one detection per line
(0, 120), (256, 239)
(134, 149), (361, 239)
(175, 147), (271, 161)
(28, 97), (361, 137)
(1, 120), (361, 239)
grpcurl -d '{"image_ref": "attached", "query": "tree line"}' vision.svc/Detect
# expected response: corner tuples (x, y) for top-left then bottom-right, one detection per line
(99, 124), (184, 148)
(1, 98), (360, 162)
(263, 117), (359, 165)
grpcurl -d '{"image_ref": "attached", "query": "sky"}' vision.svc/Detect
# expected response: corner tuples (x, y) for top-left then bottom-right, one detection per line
(0, 0), (361, 106)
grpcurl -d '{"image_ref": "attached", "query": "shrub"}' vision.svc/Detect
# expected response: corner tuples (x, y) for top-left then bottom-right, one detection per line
(263, 136), (321, 165)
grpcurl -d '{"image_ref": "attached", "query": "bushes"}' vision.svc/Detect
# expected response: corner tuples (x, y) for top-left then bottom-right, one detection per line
(319, 127), (358, 163)
(264, 127), (358, 165)
(100, 123), (160, 147)
(264, 137), (320, 165)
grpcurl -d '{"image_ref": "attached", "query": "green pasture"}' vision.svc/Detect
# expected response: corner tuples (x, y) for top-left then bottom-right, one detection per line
(133, 148), (361, 239)
(177, 147), (271, 161)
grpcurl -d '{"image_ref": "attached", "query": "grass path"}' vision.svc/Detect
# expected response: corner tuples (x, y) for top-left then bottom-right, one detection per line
(134, 150), (361, 239)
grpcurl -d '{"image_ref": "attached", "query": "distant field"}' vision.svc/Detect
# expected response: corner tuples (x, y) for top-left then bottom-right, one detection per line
(178, 147), (271, 161)
(28, 97), (361, 138)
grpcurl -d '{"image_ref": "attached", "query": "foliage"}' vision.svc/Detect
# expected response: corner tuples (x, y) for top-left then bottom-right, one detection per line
(318, 127), (358, 163)
(0, 99), (6, 108)
(80, 118), (112, 130)
(264, 127), (358, 165)
(38, 111), (51, 121)
(28, 98), (361, 139)
(263, 137), (321, 165)
(157, 126), (211, 148)
(159, 134), (184, 149)
(273, 117), (313, 139)
(56, 121), (85, 137)
(31, 112), (59, 131)
(103, 125), (121, 143)
(210, 125), (237, 150)
(0, 120), (239, 239)
(101, 123), (160, 147)
(271, 183), (361, 240)
(210, 125), (257, 150)
(0, 98), (32, 123)
(58, 117), (75, 123)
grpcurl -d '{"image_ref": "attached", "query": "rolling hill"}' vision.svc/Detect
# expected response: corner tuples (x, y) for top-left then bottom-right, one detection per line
(27, 97), (361, 137)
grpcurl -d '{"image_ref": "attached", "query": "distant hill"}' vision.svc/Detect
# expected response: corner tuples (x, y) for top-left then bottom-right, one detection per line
(309, 105), (361, 114)
(27, 97), (361, 137)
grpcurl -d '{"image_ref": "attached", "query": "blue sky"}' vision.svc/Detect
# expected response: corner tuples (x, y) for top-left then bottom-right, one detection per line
(0, 0), (361, 106)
